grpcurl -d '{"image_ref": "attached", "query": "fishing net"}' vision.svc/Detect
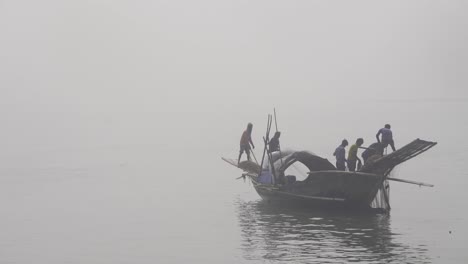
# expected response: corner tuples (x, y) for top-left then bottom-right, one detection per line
(370, 179), (391, 211)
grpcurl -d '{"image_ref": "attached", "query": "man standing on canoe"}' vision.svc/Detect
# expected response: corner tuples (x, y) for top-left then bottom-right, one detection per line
(347, 138), (364, 172)
(238, 123), (255, 164)
(333, 139), (348, 171)
(268, 131), (281, 152)
(376, 124), (396, 152)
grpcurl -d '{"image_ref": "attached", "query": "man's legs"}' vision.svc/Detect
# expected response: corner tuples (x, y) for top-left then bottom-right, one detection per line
(390, 140), (396, 152)
(238, 147), (245, 164)
(239, 145), (251, 164)
(382, 141), (390, 154)
(336, 162), (346, 171)
(348, 160), (356, 172)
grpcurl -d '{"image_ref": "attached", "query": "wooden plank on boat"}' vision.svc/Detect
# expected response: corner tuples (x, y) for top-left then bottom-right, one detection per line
(221, 157), (239, 168)
(361, 139), (437, 175)
(307, 171), (382, 178)
(276, 191), (346, 202)
(377, 139), (436, 167)
(222, 158), (260, 178)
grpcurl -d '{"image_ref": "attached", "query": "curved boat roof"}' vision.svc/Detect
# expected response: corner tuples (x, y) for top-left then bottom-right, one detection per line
(272, 151), (336, 174)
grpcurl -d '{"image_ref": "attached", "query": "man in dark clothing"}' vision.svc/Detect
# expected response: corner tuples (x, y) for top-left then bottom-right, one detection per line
(269, 131), (281, 152)
(238, 123), (255, 164)
(333, 139), (348, 171)
(361, 142), (384, 164)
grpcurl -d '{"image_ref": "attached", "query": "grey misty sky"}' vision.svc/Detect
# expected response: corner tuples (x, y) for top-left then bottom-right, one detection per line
(0, 0), (467, 153)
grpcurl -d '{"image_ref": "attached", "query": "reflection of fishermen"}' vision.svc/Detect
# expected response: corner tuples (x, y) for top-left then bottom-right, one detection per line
(361, 142), (384, 164)
(333, 139), (348, 171)
(268, 132), (281, 152)
(238, 123), (255, 164)
(347, 138), (364, 172)
(376, 124), (396, 152)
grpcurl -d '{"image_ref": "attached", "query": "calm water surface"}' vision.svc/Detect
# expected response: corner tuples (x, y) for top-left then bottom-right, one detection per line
(237, 200), (430, 263)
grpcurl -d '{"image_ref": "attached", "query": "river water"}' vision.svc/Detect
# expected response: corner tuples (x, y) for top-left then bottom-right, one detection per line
(0, 100), (466, 263)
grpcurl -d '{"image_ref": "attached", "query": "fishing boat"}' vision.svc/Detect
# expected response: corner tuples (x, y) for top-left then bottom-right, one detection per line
(223, 113), (437, 212)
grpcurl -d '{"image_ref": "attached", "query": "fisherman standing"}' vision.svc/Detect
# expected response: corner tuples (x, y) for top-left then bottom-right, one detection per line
(268, 131), (281, 152)
(347, 138), (364, 172)
(333, 139), (348, 171)
(376, 124), (396, 152)
(238, 123), (255, 164)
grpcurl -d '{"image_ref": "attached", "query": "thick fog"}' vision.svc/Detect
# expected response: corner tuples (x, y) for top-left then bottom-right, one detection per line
(2, 1), (467, 153)
(1, 1), (468, 263)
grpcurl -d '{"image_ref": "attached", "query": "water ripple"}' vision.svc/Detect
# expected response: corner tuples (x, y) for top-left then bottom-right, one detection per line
(236, 199), (431, 263)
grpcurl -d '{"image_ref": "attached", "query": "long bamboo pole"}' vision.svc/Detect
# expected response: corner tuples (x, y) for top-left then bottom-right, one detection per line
(274, 108), (279, 132)
(259, 115), (272, 175)
(387, 177), (434, 187)
(264, 115), (277, 185)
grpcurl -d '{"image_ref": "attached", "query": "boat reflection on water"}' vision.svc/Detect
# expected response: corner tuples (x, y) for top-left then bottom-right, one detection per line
(236, 199), (431, 263)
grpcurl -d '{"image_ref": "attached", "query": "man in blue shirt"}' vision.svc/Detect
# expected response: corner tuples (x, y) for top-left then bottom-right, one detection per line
(376, 124), (396, 152)
(333, 139), (348, 171)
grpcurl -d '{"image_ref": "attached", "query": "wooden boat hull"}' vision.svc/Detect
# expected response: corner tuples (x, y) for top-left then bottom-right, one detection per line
(252, 171), (384, 209)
